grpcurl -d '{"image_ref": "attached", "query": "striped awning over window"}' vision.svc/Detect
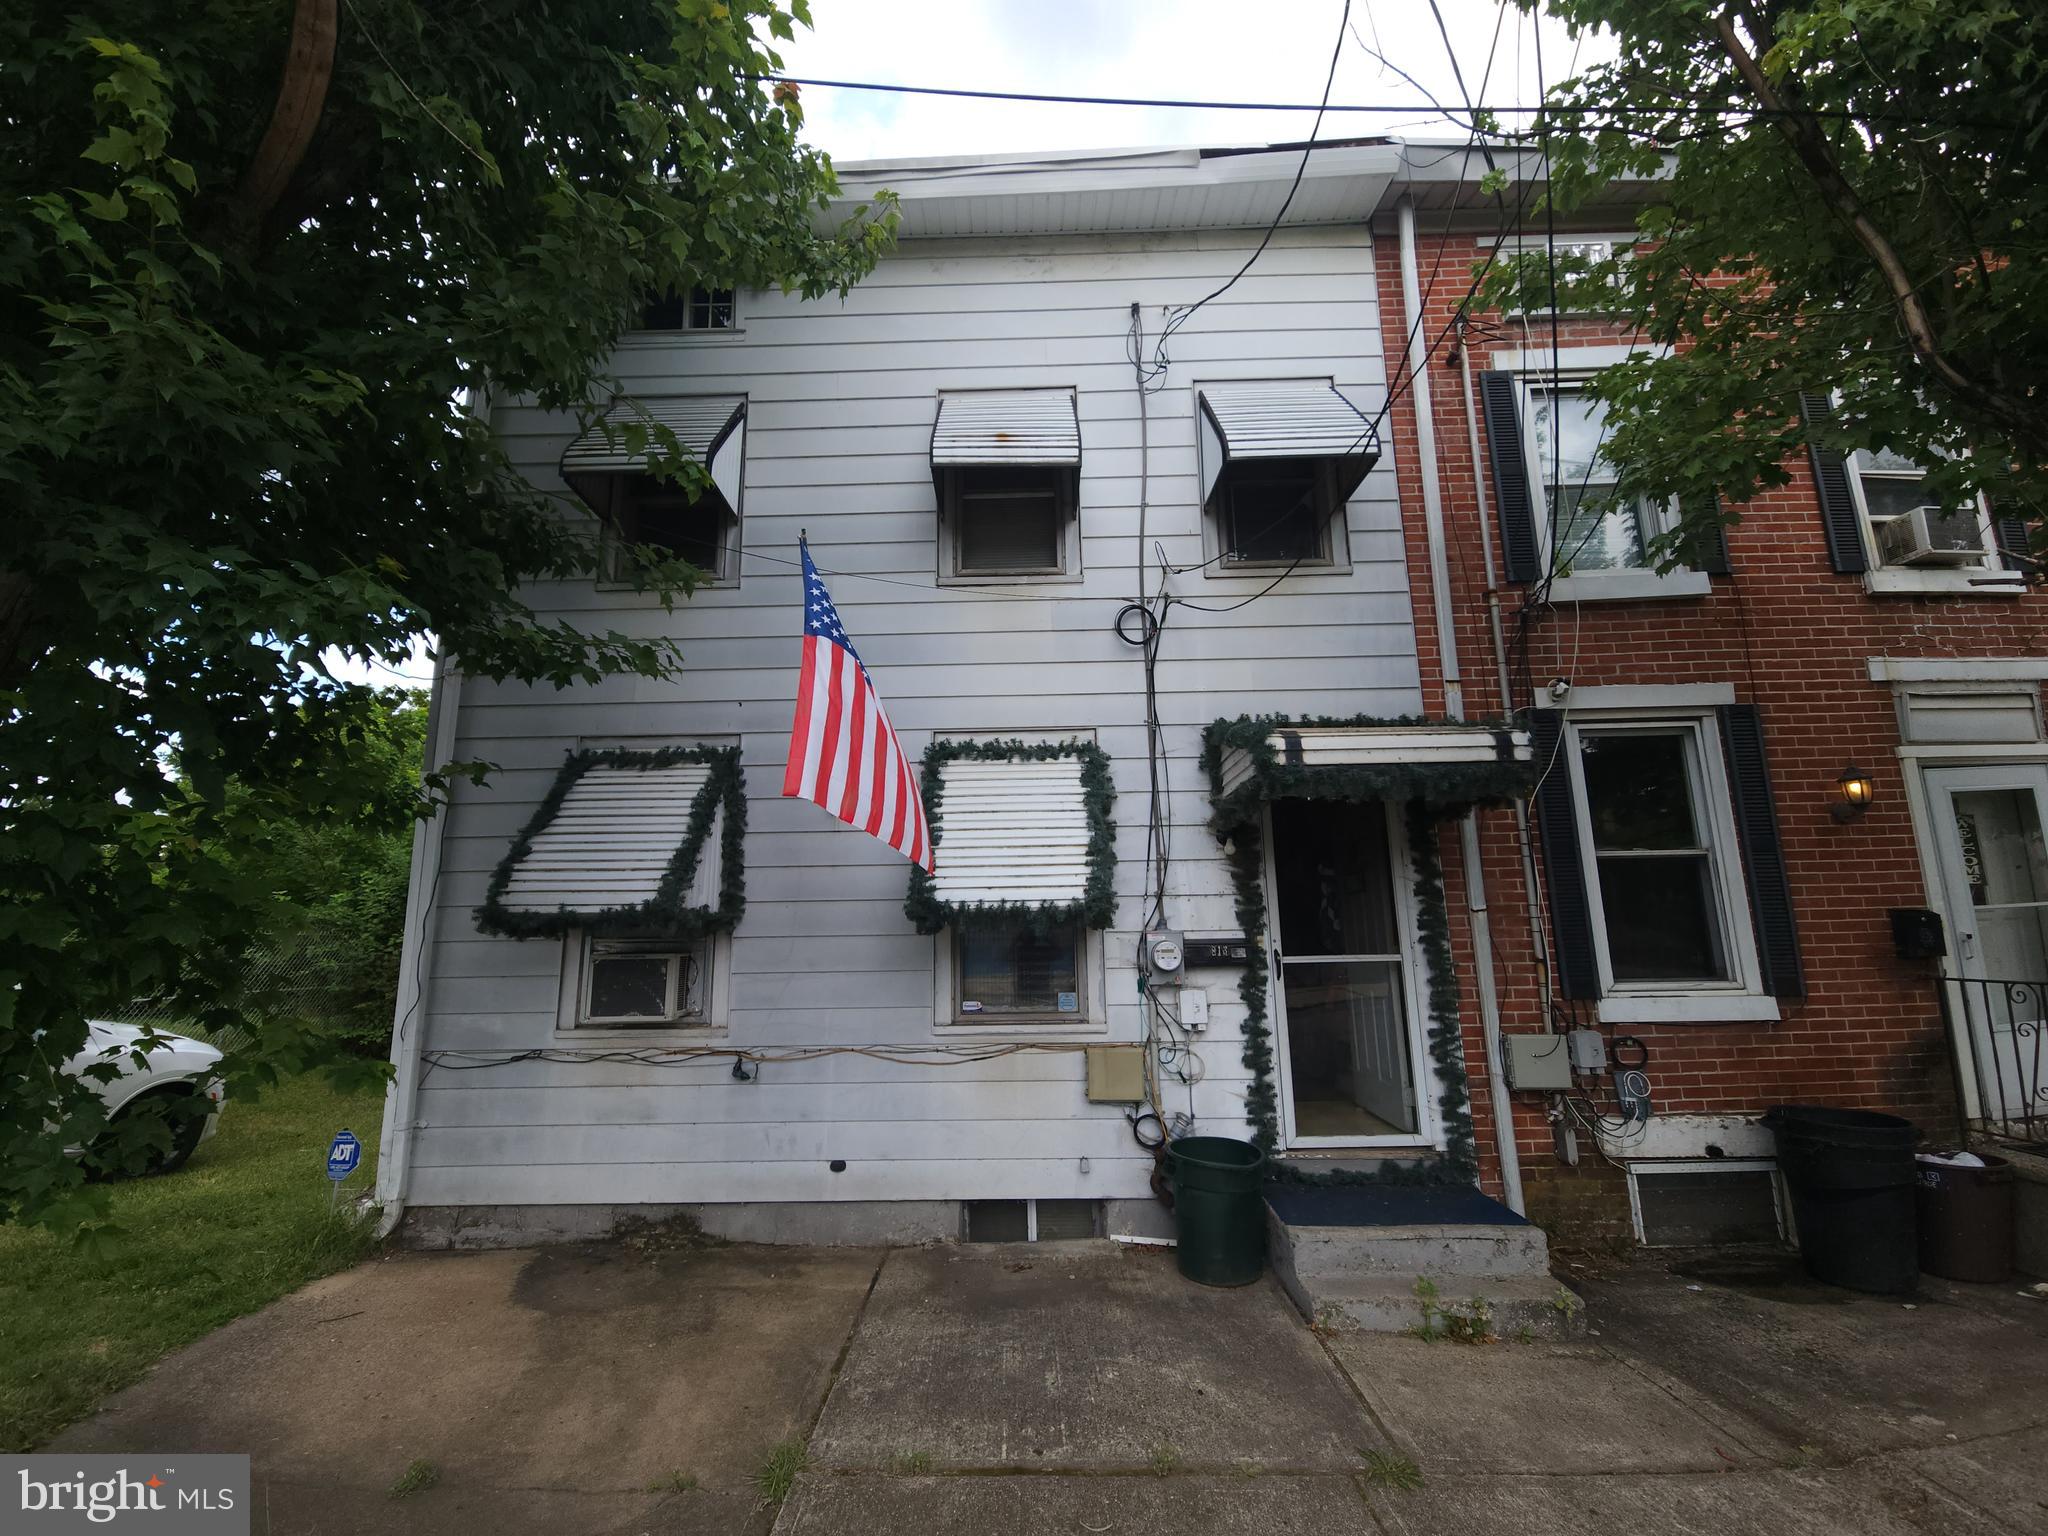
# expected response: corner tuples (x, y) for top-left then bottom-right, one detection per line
(477, 748), (744, 938)
(1196, 379), (1379, 505)
(930, 756), (1091, 908)
(560, 395), (746, 516)
(931, 389), (1082, 472)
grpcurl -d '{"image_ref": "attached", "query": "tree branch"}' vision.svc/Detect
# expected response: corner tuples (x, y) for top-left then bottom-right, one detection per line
(230, 0), (338, 236)
(1711, 9), (2040, 454)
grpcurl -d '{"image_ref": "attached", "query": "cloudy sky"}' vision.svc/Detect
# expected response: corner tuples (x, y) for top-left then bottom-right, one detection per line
(775, 0), (1603, 164)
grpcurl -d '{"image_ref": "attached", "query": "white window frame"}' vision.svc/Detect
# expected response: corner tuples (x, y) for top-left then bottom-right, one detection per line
(1561, 710), (1779, 1023)
(1513, 371), (1709, 603)
(936, 465), (1083, 585)
(932, 923), (1108, 1034)
(1198, 456), (1353, 576)
(556, 928), (730, 1037)
(1843, 445), (2012, 597)
(1260, 800), (1441, 1150)
(623, 286), (741, 341)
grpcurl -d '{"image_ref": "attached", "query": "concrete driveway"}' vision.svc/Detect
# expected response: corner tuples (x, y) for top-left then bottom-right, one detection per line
(49, 1236), (2048, 1535)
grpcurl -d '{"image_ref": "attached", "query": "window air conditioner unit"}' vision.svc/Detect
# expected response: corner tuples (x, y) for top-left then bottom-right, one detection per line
(1874, 504), (1983, 567)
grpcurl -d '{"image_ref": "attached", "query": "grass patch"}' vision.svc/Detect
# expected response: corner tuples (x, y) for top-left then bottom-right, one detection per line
(647, 1470), (699, 1493)
(889, 1449), (932, 1475)
(1148, 1442), (1182, 1477)
(388, 1457), (438, 1498)
(1362, 1449), (1424, 1490)
(0, 1073), (386, 1451)
(753, 1438), (807, 1506)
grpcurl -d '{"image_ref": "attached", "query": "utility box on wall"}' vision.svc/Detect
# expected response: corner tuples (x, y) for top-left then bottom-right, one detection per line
(1503, 1033), (1573, 1092)
(1085, 1045), (1147, 1103)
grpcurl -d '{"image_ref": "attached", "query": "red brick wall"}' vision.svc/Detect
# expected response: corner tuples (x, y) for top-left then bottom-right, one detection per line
(1374, 226), (2048, 1212)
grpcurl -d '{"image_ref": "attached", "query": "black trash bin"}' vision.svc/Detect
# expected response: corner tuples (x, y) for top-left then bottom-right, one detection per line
(1766, 1104), (1919, 1295)
(1166, 1135), (1267, 1287)
(1917, 1153), (2016, 1283)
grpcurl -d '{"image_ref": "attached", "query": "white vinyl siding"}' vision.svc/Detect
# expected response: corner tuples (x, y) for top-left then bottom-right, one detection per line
(407, 226), (1423, 1208)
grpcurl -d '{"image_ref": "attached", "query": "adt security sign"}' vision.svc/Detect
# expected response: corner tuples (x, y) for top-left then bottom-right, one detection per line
(327, 1129), (362, 1183)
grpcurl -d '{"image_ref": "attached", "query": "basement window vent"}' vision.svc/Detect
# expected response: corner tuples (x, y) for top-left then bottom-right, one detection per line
(964, 1198), (1102, 1243)
(1628, 1161), (1784, 1248)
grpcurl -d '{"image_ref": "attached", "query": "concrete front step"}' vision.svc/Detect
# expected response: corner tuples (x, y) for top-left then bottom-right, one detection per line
(1278, 1219), (1553, 1283)
(1280, 1271), (1588, 1339)
(1263, 1183), (1583, 1336)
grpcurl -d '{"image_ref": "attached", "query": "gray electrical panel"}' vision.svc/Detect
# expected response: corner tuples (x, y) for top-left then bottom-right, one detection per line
(1503, 1033), (1573, 1091)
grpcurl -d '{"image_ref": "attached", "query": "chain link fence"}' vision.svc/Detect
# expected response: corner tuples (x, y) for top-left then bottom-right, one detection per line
(106, 930), (397, 1057)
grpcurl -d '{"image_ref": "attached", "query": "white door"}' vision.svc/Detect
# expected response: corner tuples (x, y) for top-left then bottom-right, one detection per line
(1925, 763), (2048, 1132)
(1264, 800), (1434, 1147)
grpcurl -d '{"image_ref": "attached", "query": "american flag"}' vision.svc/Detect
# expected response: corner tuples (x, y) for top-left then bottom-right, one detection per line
(781, 538), (933, 869)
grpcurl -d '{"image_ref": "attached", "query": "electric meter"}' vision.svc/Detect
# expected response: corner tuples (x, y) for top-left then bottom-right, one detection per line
(1143, 931), (1185, 980)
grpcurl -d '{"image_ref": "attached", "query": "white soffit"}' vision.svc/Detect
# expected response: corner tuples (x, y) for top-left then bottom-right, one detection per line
(560, 395), (746, 514)
(496, 763), (722, 915)
(931, 389), (1082, 469)
(1215, 726), (1533, 800)
(1197, 380), (1379, 505)
(931, 757), (1090, 907)
(830, 142), (1403, 240)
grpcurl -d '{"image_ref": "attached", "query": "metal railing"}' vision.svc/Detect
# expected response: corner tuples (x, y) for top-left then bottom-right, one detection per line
(1942, 975), (2048, 1142)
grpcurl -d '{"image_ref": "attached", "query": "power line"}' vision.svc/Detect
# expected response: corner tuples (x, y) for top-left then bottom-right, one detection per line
(765, 74), (1998, 130)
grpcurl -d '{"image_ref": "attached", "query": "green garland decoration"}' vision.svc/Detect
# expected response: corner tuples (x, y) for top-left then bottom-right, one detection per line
(476, 744), (747, 940)
(905, 738), (1118, 935)
(1198, 714), (1505, 1184)
(1202, 712), (1531, 837)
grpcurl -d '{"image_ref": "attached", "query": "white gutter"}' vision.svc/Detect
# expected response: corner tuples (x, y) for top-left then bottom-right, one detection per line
(1397, 197), (1525, 1215)
(374, 646), (463, 1238)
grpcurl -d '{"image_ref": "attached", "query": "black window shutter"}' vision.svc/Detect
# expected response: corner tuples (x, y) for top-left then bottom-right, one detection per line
(1799, 392), (1868, 574)
(1680, 493), (1731, 576)
(1528, 709), (1600, 1000)
(1717, 704), (1805, 999)
(1479, 371), (1541, 583)
(1991, 500), (2033, 570)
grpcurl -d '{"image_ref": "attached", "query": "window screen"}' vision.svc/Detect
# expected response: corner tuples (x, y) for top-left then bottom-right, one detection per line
(1634, 1169), (1780, 1246)
(952, 467), (1065, 574)
(964, 1200), (1029, 1242)
(957, 919), (1081, 1018)
(608, 476), (726, 578)
(1224, 465), (1323, 563)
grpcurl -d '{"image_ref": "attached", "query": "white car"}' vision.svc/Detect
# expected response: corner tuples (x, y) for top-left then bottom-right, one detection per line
(65, 1020), (227, 1175)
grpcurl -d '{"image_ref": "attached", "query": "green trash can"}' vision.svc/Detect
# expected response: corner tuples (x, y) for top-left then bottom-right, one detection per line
(1167, 1135), (1267, 1287)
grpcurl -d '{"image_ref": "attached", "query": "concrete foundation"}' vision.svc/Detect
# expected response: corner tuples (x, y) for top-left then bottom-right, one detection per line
(1994, 1141), (2048, 1278)
(403, 1196), (1181, 1251)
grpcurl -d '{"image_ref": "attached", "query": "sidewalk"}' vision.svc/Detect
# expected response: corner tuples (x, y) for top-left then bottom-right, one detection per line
(49, 1233), (2048, 1534)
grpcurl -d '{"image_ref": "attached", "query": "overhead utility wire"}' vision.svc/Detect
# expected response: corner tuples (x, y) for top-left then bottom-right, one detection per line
(765, 75), (2000, 129)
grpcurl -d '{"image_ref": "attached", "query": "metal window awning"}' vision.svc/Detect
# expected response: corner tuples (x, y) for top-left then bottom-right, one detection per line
(1197, 379), (1380, 506)
(930, 389), (1082, 496)
(560, 395), (746, 517)
(479, 756), (732, 936)
(1211, 724), (1534, 818)
(931, 757), (1092, 907)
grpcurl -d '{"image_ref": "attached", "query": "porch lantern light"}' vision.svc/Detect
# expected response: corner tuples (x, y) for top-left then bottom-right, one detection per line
(1832, 764), (1875, 823)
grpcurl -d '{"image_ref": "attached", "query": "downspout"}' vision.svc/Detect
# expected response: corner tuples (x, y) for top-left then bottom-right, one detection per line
(374, 646), (464, 1238)
(1454, 319), (1555, 1032)
(1397, 198), (1524, 1214)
